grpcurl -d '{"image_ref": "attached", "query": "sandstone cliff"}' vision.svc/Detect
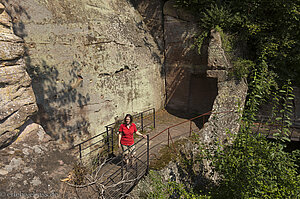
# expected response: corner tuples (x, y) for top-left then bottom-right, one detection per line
(0, 2), (38, 149)
(2, 0), (165, 146)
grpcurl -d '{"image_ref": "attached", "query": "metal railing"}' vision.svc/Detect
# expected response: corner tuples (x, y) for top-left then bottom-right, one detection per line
(72, 108), (155, 162)
(105, 108), (155, 156)
(255, 114), (300, 141)
(97, 135), (150, 198)
(68, 108), (300, 197)
(150, 110), (236, 153)
(73, 130), (108, 160)
(70, 109), (239, 197)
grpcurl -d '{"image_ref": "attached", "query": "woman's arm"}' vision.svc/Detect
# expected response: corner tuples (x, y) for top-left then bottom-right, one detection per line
(118, 133), (122, 148)
(136, 131), (147, 139)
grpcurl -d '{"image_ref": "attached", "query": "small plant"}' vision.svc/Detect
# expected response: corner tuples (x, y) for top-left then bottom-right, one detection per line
(71, 162), (87, 185)
(229, 58), (254, 80)
(194, 31), (208, 55)
(147, 170), (169, 199)
(168, 181), (211, 199)
(200, 4), (233, 31)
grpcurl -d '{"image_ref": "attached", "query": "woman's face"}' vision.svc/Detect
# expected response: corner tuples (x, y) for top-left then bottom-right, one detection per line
(125, 116), (131, 124)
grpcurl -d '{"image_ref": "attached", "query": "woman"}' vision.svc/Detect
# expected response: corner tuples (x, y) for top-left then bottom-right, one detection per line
(118, 114), (147, 165)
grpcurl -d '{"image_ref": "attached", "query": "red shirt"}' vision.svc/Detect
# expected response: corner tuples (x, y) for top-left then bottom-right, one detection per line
(118, 123), (137, 146)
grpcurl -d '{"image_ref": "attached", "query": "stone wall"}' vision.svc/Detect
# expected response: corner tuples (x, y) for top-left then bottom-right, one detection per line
(2, 0), (165, 146)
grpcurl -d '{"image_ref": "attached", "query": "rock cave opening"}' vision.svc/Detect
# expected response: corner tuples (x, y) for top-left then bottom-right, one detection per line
(166, 71), (218, 128)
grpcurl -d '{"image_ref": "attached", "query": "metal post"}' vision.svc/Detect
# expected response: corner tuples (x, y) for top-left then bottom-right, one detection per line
(111, 128), (114, 156)
(79, 144), (82, 160)
(189, 120), (192, 136)
(141, 112), (144, 132)
(167, 129), (170, 147)
(153, 108), (156, 128)
(146, 134), (149, 174)
(121, 157), (124, 193)
(169, 134), (177, 154)
(257, 122), (261, 133)
(135, 161), (138, 180)
(106, 126), (110, 154)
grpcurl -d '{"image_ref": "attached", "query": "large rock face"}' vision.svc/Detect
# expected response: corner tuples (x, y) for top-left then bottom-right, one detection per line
(0, 3), (38, 149)
(162, 0), (213, 115)
(130, 0), (164, 52)
(136, 1), (247, 137)
(2, 0), (165, 146)
(203, 30), (248, 145)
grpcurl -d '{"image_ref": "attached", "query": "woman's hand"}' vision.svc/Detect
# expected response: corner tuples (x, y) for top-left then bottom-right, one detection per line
(136, 131), (147, 139)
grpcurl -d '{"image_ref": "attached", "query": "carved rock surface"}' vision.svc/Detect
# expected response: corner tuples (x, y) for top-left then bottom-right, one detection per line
(162, 1), (212, 114)
(0, 3), (38, 149)
(2, 0), (165, 146)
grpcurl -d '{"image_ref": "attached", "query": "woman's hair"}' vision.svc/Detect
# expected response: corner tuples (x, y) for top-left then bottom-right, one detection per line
(123, 114), (133, 124)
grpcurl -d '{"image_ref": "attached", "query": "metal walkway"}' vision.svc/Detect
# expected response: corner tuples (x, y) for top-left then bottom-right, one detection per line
(71, 108), (155, 198)
(68, 110), (300, 198)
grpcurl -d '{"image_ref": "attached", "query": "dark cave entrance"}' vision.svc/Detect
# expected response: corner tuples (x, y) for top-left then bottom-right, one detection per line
(165, 69), (218, 124)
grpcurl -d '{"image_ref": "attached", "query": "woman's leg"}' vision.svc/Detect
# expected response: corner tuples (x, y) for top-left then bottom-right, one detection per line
(128, 145), (136, 166)
(121, 144), (129, 164)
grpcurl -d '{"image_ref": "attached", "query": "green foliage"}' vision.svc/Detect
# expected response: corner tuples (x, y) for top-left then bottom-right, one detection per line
(135, 170), (211, 199)
(131, 170), (168, 198)
(147, 170), (169, 199)
(167, 181), (211, 199)
(179, 129), (300, 198)
(194, 31), (208, 55)
(211, 132), (300, 199)
(200, 4), (233, 31)
(230, 58), (255, 80)
(269, 80), (295, 142)
(216, 26), (233, 53)
(174, 0), (216, 15)
(176, 0), (300, 85)
(242, 60), (279, 125)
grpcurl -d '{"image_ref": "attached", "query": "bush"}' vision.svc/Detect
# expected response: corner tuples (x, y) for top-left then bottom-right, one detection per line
(230, 58), (255, 80)
(211, 132), (300, 199)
